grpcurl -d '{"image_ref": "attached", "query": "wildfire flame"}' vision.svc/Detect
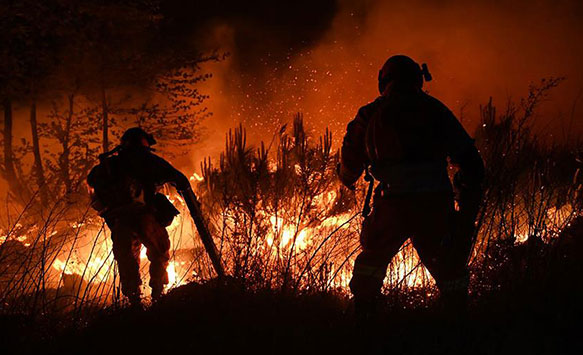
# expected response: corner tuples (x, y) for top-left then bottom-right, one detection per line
(0, 172), (575, 306)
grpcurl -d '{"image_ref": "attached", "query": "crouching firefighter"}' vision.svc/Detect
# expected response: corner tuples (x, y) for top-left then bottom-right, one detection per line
(339, 55), (485, 317)
(87, 127), (193, 305)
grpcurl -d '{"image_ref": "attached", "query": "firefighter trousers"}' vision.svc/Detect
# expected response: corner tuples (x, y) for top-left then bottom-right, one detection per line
(106, 203), (171, 299)
(349, 190), (472, 309)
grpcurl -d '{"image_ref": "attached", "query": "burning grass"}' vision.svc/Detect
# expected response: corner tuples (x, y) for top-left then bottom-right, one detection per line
(0, 81), (582, 352)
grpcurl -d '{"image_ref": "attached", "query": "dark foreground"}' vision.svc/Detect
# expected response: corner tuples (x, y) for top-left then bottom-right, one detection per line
(3, 221), (583, 355)
(1, 275), (581, 355)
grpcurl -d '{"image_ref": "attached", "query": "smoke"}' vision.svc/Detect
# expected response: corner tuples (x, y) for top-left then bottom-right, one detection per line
(196, 0), (583, 165)
(1, 0), (342, 170)
(159, 0), (338, 69)
(3, 0), (582, 172)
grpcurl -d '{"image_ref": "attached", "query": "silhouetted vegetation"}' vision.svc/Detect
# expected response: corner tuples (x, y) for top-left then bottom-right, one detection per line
(0, 79), (581, 354)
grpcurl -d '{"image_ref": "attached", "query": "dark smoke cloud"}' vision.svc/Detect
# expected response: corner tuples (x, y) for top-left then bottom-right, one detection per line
(159, 0), (339, 71)
(2, 0), (340, 101)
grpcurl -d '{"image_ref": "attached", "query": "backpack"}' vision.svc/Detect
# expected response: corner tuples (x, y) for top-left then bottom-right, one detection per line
(87, 150), (140, 215)
(87, 148), (179, 226)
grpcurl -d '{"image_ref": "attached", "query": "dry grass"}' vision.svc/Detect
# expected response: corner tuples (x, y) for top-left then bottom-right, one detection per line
(0, 79), (581, 332)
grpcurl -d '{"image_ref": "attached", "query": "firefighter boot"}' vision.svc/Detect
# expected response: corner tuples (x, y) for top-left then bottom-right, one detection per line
(151, 285), (164, 302)
(127, 291), (143, 311)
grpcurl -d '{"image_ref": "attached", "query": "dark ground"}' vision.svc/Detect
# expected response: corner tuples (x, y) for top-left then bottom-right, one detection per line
(1, 277), (581, 355)
(2, 220), (583, 355)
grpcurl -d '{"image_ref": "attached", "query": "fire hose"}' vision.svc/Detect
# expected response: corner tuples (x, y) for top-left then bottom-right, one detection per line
(179, 188), (226, 278)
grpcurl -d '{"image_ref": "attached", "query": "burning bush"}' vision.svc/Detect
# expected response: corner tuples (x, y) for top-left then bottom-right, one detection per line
(197, 115), (358, 290)
(0, 80), (581, 326)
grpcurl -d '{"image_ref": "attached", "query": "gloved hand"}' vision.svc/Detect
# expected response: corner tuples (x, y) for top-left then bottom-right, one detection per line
(453, 170), (482, 223)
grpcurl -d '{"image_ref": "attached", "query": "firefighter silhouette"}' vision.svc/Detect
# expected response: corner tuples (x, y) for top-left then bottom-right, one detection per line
(339, 55), (484, 316)
(87, 128), (191, 305)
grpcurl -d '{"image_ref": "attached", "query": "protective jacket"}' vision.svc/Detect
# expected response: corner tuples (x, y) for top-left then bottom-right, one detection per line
(339, 84), (484, 194)
(87, 146), (190, 220)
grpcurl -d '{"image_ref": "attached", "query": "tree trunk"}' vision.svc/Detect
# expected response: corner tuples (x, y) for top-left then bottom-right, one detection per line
(61, 94), (74, 194)
(3, 99), (20, 195)
(30, 101), (48, 204)
(101, 87), (109, 153)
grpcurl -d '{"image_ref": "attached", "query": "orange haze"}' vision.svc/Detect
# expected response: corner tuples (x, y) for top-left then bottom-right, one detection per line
(195, 0), (583, 166)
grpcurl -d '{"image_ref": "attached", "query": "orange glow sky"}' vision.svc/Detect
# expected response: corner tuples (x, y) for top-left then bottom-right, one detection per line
(3, 0), (582, 176)
(194, 0), (583, 166)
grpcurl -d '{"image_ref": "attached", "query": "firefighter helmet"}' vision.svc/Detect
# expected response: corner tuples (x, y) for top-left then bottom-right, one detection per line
(121, 127), (156, 146)
(378, 55), (431, 94)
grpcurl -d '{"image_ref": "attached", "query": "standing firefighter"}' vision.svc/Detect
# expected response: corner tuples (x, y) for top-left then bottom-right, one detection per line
(87, 128), (191, 305)
(339, 55), (484, 316)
